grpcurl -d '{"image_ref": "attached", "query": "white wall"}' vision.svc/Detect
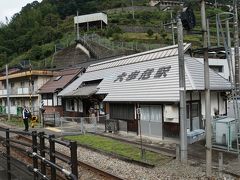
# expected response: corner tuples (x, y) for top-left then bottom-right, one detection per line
(201, 91), (226, 118)
(36, 76), (52, 91)
(196, 58), (229, 80)
(164, 91), (226, 124)
(53, 93), (58, 106)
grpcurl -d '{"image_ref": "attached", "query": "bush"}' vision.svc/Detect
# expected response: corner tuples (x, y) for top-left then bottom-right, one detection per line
(147, 29), (154, 37)
(28, 45), (43, 60)
(105, 25), (123, 38)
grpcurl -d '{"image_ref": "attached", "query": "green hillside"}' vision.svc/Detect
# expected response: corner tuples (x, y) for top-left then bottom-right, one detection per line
(0, 0), (233, 69)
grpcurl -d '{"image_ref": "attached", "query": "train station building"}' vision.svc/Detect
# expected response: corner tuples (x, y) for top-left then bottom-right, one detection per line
(59, 44), (231, 139)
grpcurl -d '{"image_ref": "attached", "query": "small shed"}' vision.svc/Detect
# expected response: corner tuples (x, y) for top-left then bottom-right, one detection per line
(213, 117), (236, 149)
(74, 12), (107, 31)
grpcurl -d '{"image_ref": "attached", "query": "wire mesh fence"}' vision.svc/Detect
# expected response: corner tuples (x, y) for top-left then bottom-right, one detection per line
(83, 33), (165, 52)
(43, 114), (112, 135)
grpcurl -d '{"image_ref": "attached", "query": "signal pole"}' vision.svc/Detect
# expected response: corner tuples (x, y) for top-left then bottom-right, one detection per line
(131, 0), (135, 19)
(76, 11), (80, 40)
(6, 64), (10, 121)
(201, 0), (212, 177)
(234, 0), (240, 92)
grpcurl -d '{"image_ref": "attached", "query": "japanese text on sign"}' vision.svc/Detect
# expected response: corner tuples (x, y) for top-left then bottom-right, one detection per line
(114, 66), (171, 82)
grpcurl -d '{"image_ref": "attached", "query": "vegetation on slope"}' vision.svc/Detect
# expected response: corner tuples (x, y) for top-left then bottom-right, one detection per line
(0, 0), (233, 69)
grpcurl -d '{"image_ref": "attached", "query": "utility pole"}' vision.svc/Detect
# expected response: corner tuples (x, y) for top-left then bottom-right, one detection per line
(225, 20), (231, 49)
(207, 19), (211, 47)
(29, 62), (34, 114)
(177, 18), (187, 163)
(201, 0), (212, 177)
(216, 15), (220, 46)
(131, 0), (135, 20)
(234, 0), (240, 92)
(171, 11), (175, 45)
(76, 11), (80, 40)
(6, 64), (10, 121)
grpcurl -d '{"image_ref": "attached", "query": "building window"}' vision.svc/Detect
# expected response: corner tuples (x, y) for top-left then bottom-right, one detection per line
(192, 103), (199, 118)
(66, 99), (75, 111)
(3, 82), (6, 89)
(110, 103), (134, 120)
(42, 93), (53, 106)
(186, 104), (190, 119)
(21, 81), (24, 88)
(57, 97), (62, 106)
(11, 99), (15, 106)
(79, 101), (83, 112)
(209, 65), (223, 73)
(11, 83), (14, 89)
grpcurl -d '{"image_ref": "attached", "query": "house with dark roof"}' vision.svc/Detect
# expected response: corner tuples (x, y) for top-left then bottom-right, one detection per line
(59, 44), (231, 139)
(38, 68), (83, 117)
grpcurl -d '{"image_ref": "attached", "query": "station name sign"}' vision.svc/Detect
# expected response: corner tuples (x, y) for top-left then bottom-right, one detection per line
(114, 65), (171, 82)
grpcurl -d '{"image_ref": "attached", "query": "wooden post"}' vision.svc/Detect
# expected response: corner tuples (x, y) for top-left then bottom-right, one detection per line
(32, 131), (38, 180)
(70, 141), (78, 180)
(6, 129), (11, 180)
(49, 135), (56, 180)
(39, 132), (46, 176)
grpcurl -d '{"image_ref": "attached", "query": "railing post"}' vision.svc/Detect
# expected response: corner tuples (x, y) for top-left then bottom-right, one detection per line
(70, 141), (78, 180)
(80, 117), (84, 134)
(54, 113), (56, 126)
(105, 117), (107, 132)
(39, 132), (46, 176)
(32, 131), (38, 180)
(42, 111), (45, 128)
(94, 117), (97, 133)
(49, 135), (56, 180)
(6, 129), (11, 180)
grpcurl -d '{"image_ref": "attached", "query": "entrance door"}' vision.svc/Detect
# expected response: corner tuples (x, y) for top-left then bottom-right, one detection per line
(186, 101), (200, 131)
(140, 105), (162, 138)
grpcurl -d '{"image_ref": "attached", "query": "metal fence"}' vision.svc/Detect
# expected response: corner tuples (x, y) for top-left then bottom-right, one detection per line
(83, 33), (165, 52)
(44, 114), (110, 135)
(0, 128), (78, 180)
(43, 113), (61, 127)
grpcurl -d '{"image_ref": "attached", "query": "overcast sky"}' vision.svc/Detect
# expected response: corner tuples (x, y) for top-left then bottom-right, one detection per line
(0, 0), (42, 23)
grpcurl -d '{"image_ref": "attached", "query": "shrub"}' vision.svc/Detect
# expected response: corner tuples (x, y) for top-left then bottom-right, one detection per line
(147, 29), (154, 37)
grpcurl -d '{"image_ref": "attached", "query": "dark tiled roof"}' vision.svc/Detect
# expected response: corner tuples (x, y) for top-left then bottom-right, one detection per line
(63, 84), (98, 97)
(38, 68), (82, 94)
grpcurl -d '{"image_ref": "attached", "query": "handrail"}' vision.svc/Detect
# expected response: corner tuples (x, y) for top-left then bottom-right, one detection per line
(27, 150), (77, 180)
(0, 127), (78, 180)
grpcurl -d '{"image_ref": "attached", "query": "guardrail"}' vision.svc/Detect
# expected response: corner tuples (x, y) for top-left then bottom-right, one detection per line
(0, 127), (78, 180)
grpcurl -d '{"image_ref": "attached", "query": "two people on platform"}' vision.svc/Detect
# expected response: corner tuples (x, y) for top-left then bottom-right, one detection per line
(22, 106), (31, 132)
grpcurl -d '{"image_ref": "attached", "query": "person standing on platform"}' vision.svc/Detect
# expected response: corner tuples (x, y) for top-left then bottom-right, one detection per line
(22, 106), (31, 131)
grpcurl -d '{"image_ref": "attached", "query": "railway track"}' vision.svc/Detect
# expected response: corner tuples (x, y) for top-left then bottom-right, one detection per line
(91, 133), (240, 179)
(16, 134), (124, 180)
(3, 131), (240, 179)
